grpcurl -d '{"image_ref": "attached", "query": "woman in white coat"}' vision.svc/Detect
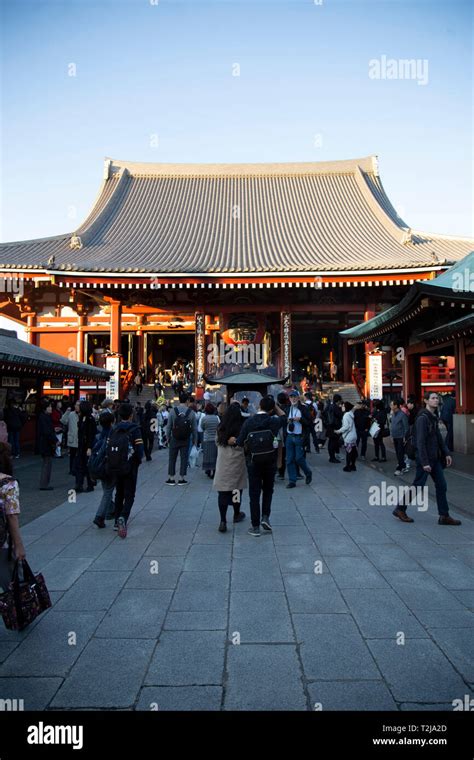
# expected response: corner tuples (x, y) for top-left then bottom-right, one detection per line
(335, 401), (358, 472)
(61, 400), (80, 476)
(212, 402), (247, 532)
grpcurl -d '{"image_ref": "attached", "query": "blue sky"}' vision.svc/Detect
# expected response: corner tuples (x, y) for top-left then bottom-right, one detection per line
(1, 0), (472, 242)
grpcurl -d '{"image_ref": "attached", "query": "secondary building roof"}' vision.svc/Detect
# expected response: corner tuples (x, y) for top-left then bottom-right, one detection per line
(0, 329), (111, 380)
(340, 252), (474, 343)
(1, 156), (472, 278)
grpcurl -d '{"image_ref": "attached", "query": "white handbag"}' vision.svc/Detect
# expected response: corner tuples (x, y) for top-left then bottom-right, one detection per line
(369, 421), (381, 439)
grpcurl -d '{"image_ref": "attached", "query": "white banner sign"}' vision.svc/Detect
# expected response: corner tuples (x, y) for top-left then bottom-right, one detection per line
(368, 354), (383, 400)
(105, 356), (121, 400)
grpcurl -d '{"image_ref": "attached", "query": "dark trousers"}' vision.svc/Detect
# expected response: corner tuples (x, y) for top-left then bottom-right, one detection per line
(328, 432), (340, 461)
(374, 436), (386, 459)
(69, 446), (77, 475)
(306, 427), (319, 453)
(356, 430), (368, 457)
(445, 421), (454, 452)
(143, 432), (154, 460)
(168, 439), (189, 477)
(393, 437), (405, 470)
(345, 447), (358, 469)
(278, 445), (286, 477)
(8, 431), (20, 457)
(247, 460), (276, 527)
(218, 490), (242, 522)
(114, 464), (139, 523)
(40, 455), (52, 488)
(399, 458), (449, 516)
(75, 450), (94, 489)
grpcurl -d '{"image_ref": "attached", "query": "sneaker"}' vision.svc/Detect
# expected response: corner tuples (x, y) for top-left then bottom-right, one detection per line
(93, 516), (106, 529)
(218, 521), (227, 533)
(305, 472), (312, 485)
(248, 526), (261, 537)
(392, 509), (414, 523)
(335, 456), (342, 463)
(261, 516), (272, 532)
(286, 482), (296, 489)
(233, 512), (246, 523)
(342, 466), (352, 472)
(328, 458), (339, 463)
(394, 469), (402, 476)
(117, 517), (127, 538)
(438, 515), (462, 526)
(113, 521), (119, 531)
(401, 466), (410, 474)
(177, 479), (188, 486)
(165, 478), (176, 486)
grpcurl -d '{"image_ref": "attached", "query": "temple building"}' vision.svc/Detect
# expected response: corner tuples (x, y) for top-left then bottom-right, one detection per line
(0, 155), (472, 403)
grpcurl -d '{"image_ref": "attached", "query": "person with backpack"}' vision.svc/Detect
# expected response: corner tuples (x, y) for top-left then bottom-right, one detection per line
(165, 393), (197, 486)
(390, 398), (410, 475)
(0, 442), (26, 591)
(393, 391), (460, 525)
(213, 402), (247, 532)
(4, 400), (27, 459)
(75, 401), (97, 493)
(235, 395), (286, 537)
(91, 412), (115, 529)
(371, 400), (388, 462)
(37, 400), (57, 490)
(323, 394), (343, 463)
(108, 403), (144, 538)
(285, 391), (313, 489)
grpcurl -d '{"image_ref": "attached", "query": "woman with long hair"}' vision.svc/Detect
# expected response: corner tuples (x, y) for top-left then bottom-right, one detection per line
(0, 442), (26, 590)
(213, 402), (247, 532)
(335, 401), (358, 472)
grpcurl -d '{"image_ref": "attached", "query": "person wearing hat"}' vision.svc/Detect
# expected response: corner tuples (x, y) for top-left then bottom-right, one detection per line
(285, 391), (313, 489)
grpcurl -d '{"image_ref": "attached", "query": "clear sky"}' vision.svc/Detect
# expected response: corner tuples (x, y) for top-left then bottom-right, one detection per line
(0, 0), (472, 242)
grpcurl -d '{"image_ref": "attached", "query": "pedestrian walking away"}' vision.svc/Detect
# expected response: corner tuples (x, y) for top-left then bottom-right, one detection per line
(201, 403), (220, 478)
(91, 412), (116, 529)
(165, 393), (197, 485)
(371, 400), (388, 462)
(108, 403), (144, 538)
(323, 394), (343, 463)
(61, 400), (80, 475)
(393, 391), (461, 525)
(213, 402), (247, 532)
(390, 398), (410, 475)
(75, 402), (97, 493)
(235, 395), (286, 536)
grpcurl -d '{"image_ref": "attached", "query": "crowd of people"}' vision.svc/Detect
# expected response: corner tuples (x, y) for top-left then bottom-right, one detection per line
(0, 385), (460, 590)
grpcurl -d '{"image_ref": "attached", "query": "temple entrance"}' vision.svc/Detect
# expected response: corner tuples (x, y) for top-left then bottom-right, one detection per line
(291, 314), (344, 383)
(145, 332), (195, 382)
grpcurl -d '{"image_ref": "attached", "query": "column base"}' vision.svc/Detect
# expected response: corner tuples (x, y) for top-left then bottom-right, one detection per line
(453, 414), (474, 454)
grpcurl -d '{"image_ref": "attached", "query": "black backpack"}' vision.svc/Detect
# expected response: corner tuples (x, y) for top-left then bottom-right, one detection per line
(172, 408), (192, 441)
(88, 434), (109, 480)
(245, 428), (277, 464)
(105, 427), (134, 476)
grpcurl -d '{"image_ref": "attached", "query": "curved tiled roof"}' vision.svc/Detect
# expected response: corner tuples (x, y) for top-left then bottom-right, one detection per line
(1, 156), (472, 275)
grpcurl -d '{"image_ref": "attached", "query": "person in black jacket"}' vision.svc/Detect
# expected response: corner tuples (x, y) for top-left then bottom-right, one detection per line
(323, 394), (343, 463)
(393, 391), (460, 525)
(38, 400), (57, 490)
(354, 400), (370, 460)
(235, 395), (286, 537)
(4, 400), (27, 459)
(75, 401), (97, 493)
(113, 403), (144, 538)
(141, 401), (156, 461)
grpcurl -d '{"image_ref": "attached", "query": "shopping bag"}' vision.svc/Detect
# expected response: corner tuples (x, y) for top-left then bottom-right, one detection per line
(0, 559), (52, 631)
(188, 445), (199, 468)
(369, 421), (381, 439)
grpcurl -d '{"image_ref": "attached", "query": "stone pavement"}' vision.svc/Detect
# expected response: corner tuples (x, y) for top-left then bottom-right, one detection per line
(1, 448), (473, 711)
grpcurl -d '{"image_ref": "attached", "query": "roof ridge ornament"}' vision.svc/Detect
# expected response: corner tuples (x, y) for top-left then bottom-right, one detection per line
(103, 158), (112, 180)
(401, 228), (413, 245)
(70, 235), (83, 250)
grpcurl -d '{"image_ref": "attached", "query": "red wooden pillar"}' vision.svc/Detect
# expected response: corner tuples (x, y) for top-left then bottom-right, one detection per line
(77, 315), (86, 363)
(26, 313), (37, 345)
(109, 300), (122, 355)
(363, 306), (376, 398)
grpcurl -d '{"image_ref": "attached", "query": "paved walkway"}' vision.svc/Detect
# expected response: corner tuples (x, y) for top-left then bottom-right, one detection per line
(1, 449), (473, 711)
